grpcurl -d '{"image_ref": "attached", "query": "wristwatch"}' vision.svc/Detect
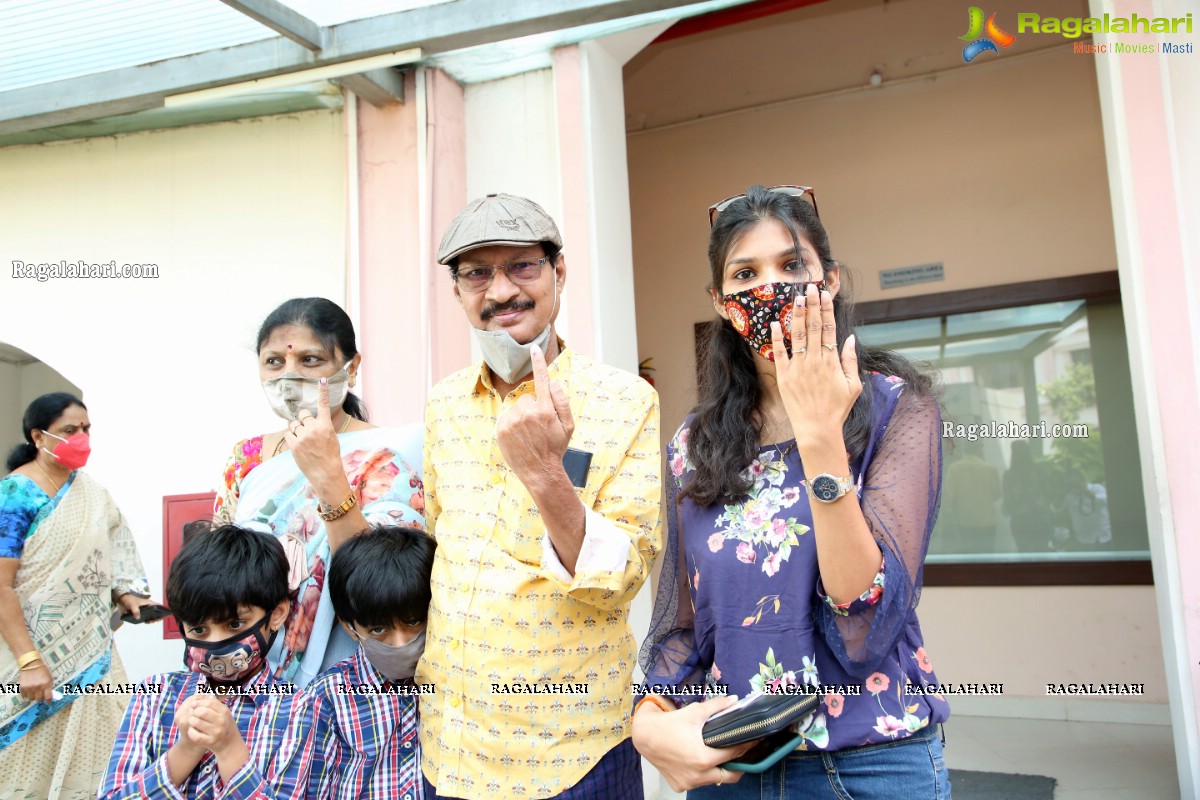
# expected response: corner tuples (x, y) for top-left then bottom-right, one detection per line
(317, 492), (357, 521)
(806, 473), (855, 504)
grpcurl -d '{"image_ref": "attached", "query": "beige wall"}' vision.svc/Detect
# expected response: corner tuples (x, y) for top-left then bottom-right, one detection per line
(625, 0), (1165, 713)
(0, 359), (82, 459)
(0, 109), (348, 676)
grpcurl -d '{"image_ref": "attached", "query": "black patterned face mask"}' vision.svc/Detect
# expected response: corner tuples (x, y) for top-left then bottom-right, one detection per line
(722, 282), (796, 361)
(722, 280), (827, 361)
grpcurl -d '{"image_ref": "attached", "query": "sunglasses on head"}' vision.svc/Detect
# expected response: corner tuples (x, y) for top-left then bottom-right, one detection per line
(708, 185), (819, 227)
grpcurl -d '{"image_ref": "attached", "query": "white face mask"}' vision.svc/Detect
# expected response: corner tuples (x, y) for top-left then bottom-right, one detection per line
(261, 361), (351, 421)
(472, 281), (558, 384)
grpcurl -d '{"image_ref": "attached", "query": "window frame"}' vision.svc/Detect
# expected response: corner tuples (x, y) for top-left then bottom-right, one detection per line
(855, 270), (1150, 586)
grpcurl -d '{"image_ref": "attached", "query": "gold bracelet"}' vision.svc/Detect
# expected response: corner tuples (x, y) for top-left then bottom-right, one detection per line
(317, 492), (357, 522)
(635, 694), (675, 716)
(16, 650), (42, 669)
(20, 660), (45, 671)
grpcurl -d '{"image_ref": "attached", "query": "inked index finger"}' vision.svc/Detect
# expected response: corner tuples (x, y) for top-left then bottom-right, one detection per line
(530, 345), (552, 408)
(317, 377), (332, 420)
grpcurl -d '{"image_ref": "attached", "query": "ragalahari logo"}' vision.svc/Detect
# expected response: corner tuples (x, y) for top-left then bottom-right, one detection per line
(960, 7), (1016, 62)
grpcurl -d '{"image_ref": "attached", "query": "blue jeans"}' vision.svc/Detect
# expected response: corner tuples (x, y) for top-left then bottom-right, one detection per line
(689, 724), (951, 800)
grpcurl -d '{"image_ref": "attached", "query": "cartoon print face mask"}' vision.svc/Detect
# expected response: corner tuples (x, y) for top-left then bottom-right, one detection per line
(182, 613), (277, 685)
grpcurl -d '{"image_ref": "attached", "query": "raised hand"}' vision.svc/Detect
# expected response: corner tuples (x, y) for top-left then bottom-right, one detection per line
(770, 283), (862, 450)
(496, 344), (574, 490)
(286, 379), (347, 499)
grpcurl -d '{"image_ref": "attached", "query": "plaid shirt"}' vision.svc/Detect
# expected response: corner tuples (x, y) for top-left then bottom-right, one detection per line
(98, 669), (314, 800)
(302, 648), (423, 800)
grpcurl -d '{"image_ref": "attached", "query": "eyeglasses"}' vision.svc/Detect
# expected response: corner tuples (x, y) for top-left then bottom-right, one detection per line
(708, 185), (819, 227)
(454, 257), (550, 293)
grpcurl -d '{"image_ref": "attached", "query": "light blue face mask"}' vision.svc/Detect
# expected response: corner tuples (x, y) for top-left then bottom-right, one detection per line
(472, 281), (558, 384)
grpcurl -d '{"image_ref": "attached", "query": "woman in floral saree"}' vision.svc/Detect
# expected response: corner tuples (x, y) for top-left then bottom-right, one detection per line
(214, 298), (425, 688)
(634, 186), (951, 798)
(0, 392), (156, 799)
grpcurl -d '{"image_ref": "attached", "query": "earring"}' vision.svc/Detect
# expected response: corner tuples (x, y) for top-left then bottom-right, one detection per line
(350, 375), (356, 388)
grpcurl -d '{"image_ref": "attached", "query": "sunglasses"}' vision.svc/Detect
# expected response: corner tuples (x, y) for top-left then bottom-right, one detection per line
(708, 185), (819, 227)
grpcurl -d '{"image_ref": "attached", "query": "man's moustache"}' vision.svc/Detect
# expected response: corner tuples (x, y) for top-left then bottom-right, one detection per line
(481, 300), (535, 320)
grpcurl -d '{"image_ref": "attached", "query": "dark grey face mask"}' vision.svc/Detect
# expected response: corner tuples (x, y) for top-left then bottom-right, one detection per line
(354, 629), (426, 682)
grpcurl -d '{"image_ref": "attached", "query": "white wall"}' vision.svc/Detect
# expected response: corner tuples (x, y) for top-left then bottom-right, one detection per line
(0, 109), (348, 676)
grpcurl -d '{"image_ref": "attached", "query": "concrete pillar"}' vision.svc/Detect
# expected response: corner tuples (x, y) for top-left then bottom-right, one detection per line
(355, 68), (470, 424)
(1090, 0), (1200, 792)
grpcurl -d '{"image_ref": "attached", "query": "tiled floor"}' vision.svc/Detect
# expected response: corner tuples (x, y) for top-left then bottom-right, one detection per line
(945, 716), (1180, 799)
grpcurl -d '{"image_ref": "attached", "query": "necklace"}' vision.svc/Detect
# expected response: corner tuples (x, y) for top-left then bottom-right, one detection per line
(32, 459), (60, 495)
(759, 411), (796, 463)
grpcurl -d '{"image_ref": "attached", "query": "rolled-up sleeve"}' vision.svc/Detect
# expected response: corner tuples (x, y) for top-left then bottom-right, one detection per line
(540, 387), (662, 610)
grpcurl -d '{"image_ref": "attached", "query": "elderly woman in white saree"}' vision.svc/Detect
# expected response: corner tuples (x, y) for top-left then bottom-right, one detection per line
(214, 298), (424, 688)
(0, 392), (156, 800)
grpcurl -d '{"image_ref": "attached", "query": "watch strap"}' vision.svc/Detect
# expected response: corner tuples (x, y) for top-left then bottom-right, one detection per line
(317, 492), (357, 521)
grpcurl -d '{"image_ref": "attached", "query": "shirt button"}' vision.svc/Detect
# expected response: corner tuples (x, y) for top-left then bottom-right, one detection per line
(404, 741), (413, 749)
(449, 695), (461, 708)
(449, 639), (459, 651)
(489, 473), (503, 488)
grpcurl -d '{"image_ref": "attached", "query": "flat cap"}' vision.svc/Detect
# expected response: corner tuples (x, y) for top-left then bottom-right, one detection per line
(436, 193), (563, 265)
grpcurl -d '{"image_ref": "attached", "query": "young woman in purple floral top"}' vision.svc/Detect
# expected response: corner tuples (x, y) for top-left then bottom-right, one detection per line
(633, 185), (951, 798)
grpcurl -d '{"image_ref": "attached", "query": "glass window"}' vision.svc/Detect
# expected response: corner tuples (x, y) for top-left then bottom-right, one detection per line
(859, 298), (1149, 565)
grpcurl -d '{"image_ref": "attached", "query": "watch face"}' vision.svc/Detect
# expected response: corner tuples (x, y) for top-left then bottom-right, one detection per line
(810, 474), (841, 502)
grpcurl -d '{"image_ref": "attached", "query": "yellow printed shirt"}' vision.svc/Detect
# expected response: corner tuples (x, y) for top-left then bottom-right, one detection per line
(417, 344), (662, 799)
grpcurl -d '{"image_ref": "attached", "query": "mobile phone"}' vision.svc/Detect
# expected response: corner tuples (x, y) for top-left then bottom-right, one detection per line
(121, 604), (172, 624)
(562, 448), (593, 488)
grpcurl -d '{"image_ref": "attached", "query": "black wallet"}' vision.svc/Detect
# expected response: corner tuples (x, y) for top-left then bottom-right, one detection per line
(701, 690), (820, 772)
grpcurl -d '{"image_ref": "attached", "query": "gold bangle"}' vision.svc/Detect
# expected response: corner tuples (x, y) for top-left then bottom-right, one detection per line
(636, 694), (675, 716)
(16, 650), (42, 669)
(20, 661), (45, 671)
(317, 492), (357, 522)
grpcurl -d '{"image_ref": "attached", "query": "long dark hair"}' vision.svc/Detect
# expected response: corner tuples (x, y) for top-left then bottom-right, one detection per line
(6, 392), (86, 471)
(255, 298), (368, 421)
(683, 185), (931, 506)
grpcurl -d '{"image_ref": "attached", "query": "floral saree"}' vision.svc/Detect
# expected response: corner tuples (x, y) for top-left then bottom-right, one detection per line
(214, 425), (425, 688)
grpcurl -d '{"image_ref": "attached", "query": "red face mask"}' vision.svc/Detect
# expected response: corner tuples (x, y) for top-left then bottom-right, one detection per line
(41, 431), (91, 470)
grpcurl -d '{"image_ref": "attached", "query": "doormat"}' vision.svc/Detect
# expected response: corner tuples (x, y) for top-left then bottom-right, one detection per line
(949, 769), (1056, 800)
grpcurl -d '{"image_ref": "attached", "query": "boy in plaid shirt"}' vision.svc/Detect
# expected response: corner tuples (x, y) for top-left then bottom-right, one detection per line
(302, 525), (435, 799)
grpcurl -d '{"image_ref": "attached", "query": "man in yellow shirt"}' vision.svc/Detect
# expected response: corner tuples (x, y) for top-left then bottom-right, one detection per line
(418, 193), (663, 799)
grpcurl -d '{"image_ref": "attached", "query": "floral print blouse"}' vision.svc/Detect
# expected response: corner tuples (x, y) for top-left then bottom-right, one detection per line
(641, 374), (950, 751)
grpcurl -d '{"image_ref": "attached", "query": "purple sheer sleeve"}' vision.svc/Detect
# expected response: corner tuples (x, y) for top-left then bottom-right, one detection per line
(815, 385), (943, 678)
(638, 426), (706, 706)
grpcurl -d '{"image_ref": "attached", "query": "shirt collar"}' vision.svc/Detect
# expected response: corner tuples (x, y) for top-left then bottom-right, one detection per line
(473, 336), (572, 397)
(352, 646), (384, 689)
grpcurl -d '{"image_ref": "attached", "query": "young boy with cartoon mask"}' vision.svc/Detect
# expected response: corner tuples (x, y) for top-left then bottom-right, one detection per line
(99, 525), (314, 799)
